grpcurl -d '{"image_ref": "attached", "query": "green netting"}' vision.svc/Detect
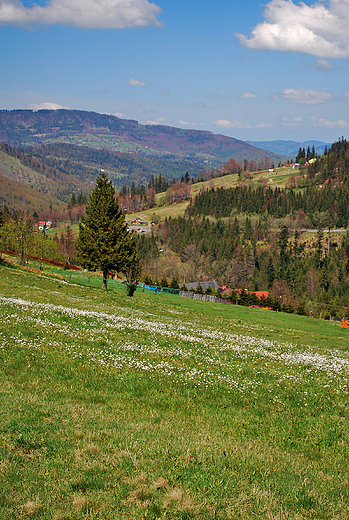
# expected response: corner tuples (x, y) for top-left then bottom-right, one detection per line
(23, 261), (180, 296)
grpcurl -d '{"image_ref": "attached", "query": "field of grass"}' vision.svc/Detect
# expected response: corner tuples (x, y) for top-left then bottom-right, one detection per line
(45, 223), (80, 239)
(127, 166), (295, 223)
(126, 201), (191, 225)
(1, 262), (349, 519)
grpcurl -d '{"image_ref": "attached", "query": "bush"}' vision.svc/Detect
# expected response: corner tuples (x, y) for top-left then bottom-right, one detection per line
(170, 276), (180, 289)
(196, 282), (204, 294)
(126, 282), (138, 297)
(142, 273), (152, 285)
(296, 301), (306, 315)
(160, 276), (168, 288)
(230, 291), (239, 304)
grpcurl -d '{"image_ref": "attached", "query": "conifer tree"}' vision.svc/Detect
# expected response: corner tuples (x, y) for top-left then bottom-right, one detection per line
(76, 173), (138, 290)
(160, 275), (168, 288)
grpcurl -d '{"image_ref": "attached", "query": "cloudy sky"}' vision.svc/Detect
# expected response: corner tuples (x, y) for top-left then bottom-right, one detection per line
(1, 0), (348, 142)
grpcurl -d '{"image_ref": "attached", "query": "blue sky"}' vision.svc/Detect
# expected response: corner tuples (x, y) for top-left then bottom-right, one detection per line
(0, 0), (348, 143)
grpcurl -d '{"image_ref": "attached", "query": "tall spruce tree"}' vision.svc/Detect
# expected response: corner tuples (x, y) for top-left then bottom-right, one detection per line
(76, 172), (138, 290)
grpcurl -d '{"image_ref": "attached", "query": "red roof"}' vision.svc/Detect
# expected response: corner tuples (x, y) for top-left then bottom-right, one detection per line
(255, 291), (269, 298)
(219, 287), (269, 299)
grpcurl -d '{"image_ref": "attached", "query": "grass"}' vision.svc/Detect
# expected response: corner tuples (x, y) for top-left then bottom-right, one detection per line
(127, 166), (295, 223)
(126, 201), (191, 224)
(1, 262), (349, 519)
(44, 223), (79, 239)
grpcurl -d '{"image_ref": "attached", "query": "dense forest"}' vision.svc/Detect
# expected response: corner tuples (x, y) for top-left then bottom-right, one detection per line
(0, 109), (280, 164)
(0, 143), (90, 202)
(136, 139), (349, 318)
(25, 142), (202, 189)
(189, 139), (349, 227)
(188, 183), (348, 227)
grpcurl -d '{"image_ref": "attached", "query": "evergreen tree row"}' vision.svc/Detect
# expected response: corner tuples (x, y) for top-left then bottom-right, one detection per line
(189, 139), (349, 227)
(189, 183), (349, 227)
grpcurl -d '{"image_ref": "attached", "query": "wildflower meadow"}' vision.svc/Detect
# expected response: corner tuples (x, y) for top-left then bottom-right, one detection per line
(1, 262), (349, 519)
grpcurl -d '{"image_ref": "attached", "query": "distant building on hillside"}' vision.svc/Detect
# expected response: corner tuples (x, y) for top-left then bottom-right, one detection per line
(34, 220), (52, 231)
(180, 280), (218, 292)
(130, 218), (148, 225)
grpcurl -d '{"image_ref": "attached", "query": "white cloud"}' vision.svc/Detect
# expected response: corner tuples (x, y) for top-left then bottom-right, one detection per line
(283, 116), (303, 126)
(315, 59), (335, 71)
(160, 90), (169, 96)
(213, 119), (253, 129)
(305, 58), (340, 71)
(0, 0), (163, 29)
(114, 112), (125, 118)
(241, 92), (259, 99)
(146, 117), (166, 125)
(255, 122), (273, 129)
(177, 120), (199, 127)
(235, 0), (349, 59)
(28, 102), (67, 110)
(282, 88), (332, 104)
(126, 78), (147, 86)
(344, 91), (349, 100)
(309, 116), (347, 128)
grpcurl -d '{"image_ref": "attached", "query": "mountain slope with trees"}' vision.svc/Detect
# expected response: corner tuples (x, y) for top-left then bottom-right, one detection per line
(0, 172), (65, 213)
(0, 109), (284, 212)
(0, 109), (281, 166)
(136, 138), (349, 318)
(0, 143), (92, 204)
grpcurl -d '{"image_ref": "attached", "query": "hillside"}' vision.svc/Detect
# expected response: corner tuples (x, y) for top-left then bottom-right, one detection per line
(126, 165), (295, 223)
(0, 109), (285, 211)
(0, 172), (65, 213)
(0, 143), (94, 211)
(0, 109), (281, 166)
(1, 262), (349, 519)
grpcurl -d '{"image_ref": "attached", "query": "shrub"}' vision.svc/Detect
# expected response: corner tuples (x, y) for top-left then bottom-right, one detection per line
(126, 282), (138, 297)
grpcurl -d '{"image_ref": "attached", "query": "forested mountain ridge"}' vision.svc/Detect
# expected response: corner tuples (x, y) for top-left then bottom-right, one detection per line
(25, 142), (203, 188)
(0, 171), (66, 213)
(0, 109), (284, 207)
(0, 109), (281, 165)
(189, 138), (349, 228)
(0, 143), (92, 210)
(136, 138), (349, 318)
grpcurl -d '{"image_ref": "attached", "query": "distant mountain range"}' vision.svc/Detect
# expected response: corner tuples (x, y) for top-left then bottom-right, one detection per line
(0, 109), (331, 214)
(247, 140), (329, 158)
(0, 109), (281, 166)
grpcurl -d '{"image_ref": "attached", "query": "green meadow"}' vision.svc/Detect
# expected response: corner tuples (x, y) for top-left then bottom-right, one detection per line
(127, 166), (295, 224)
(1, 262), (349, 519)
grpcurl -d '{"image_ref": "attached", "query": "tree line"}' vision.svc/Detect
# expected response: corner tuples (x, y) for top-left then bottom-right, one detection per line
(135, 139), (349, 317)
(188, 182), (349, 228)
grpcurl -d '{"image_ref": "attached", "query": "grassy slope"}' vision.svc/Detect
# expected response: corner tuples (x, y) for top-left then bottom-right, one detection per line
(126, 166), (295, 223)
(1, 263), (349, 519)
